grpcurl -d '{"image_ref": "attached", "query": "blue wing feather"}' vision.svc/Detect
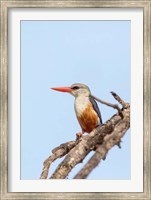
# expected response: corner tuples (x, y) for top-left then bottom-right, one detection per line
(89, 96), (103, 124)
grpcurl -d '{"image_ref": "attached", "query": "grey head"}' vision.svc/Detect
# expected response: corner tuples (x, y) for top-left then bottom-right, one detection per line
(70, 83), (91, 97)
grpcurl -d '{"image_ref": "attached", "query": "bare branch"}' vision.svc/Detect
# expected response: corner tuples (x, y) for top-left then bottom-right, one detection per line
(111, 91), (129, 109)
(40, 141), (76, 179)
(40, 92), (130, 179)
(90, 94), (123, 117)
(74, 116), (130, 179)
(49, 110), (129, 179)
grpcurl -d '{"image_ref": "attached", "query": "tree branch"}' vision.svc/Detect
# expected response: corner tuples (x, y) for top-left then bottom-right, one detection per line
(74, 116), (130, 179)
(40, 92), (130, 179)
(91, 91), (129, 117)
(40, 141), (77, 179)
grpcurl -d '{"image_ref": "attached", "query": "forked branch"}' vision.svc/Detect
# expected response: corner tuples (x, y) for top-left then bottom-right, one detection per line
(40, 92), (130, 179)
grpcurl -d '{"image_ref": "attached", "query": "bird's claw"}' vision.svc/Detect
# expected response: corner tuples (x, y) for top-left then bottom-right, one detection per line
(76, 132), (83, 140)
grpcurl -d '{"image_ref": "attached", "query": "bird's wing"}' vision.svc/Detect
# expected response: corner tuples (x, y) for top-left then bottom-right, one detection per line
(89, 96), (103, 124)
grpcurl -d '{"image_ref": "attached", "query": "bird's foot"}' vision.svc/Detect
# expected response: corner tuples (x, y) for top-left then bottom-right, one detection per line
(76, 132), (83, 140)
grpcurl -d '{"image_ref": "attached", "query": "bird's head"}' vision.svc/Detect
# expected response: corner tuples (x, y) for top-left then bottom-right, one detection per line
(51, 83), (91, 97)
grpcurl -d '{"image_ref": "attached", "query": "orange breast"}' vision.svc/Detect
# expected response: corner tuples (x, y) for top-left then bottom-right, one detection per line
(77, 102), (99, 133)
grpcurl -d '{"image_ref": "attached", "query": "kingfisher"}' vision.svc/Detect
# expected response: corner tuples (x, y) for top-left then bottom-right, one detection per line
(51, 83), (102, 138)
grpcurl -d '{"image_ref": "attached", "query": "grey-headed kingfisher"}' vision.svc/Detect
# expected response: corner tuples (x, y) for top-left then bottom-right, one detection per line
(51, 83), (102, 138)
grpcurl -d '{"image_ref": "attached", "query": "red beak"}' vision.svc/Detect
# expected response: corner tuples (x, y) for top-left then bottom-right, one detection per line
(51, 86), (72, 93)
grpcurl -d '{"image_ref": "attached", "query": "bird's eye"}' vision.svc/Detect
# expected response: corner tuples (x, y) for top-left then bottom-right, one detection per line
(71, 86), (80, 90)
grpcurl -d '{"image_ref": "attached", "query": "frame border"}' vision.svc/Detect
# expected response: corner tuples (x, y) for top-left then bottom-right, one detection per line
(0, 0), (150, 199)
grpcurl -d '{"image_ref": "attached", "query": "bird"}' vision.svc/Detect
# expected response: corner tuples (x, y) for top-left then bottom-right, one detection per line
(51, 83), (102, 138)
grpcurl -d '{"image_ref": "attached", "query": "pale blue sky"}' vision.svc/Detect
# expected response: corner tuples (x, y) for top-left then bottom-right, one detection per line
(21, 20), (130, 180)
